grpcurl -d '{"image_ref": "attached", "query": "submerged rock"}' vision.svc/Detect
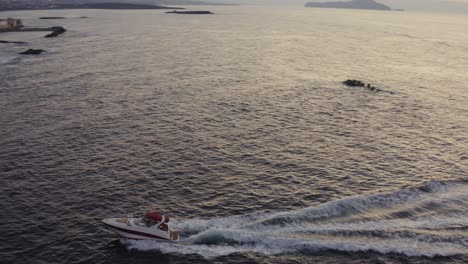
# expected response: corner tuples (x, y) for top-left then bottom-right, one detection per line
(343, 79), (365, 87)
(19, 49), (45, 55)
(343, 79), (391, 93)
(165, 10), (214, 14)
(0, 40), (27, 44)
(44, 32), (58, 38)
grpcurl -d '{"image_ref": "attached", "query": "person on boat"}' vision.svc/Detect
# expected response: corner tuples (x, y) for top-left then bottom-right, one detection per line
(158, 223), (168, 231)
(143, 212), (169, 228)
(143, 217), (153, 226)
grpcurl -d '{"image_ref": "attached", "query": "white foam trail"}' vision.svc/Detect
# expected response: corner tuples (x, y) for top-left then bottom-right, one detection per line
(170, 211), (274, 234)
(125, 233), (467, 258)
(125, 181), (468, 258)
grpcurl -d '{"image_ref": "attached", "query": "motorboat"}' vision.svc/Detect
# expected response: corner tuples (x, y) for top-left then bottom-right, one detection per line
(102, 212), (180, 241)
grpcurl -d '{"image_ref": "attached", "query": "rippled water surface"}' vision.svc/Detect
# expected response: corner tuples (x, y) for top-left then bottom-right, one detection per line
(1, 6), (467, 264)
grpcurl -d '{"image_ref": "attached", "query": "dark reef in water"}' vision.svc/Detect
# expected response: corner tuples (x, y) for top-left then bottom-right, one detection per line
(40, 17), (65, 19)
(343, 79), (393, 94)
(305, 0), (392, 11)
(44, 27), (67, 38)
(39, 16), (88, 19)
(343, 79), (366, 87)
(19, 49), (45, 55)
(0, 40), (27, 44)
(166, 10), (214, 14)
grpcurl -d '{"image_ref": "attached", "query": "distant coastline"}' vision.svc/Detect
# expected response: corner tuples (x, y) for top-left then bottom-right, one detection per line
(56, 3), (183, 10)
(0, 1), (238, 12)
(0, 2), (183, 12)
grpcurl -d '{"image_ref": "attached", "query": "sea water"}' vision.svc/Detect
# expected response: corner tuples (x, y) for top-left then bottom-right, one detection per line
(0, 6), (467, 264)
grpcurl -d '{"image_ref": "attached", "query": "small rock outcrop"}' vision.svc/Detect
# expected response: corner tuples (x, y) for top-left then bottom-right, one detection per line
(19, 49), (45, 55)
(165, 10), (213, 14)
(342, 79), (393, 93)
(44, 26), (67, 38)
(343, 79), (365, 87)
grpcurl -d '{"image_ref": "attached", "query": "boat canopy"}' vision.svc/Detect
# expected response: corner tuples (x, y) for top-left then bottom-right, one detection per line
(145, 212), (170, 223)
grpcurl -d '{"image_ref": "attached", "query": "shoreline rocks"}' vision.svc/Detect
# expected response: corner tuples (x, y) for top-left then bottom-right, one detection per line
(1, 26), (67, 38)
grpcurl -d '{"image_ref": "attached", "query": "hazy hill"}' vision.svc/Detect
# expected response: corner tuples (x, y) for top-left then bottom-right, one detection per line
(305, 0), (392, 10)
(56, 3), (181, 9)
(53, 0), (236, 6)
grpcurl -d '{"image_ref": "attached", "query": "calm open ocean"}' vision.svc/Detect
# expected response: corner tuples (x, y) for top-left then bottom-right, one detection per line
(0, 6), (467, 264)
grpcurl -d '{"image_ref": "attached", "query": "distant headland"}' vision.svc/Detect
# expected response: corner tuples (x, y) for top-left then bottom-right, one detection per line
(54, 3), (183, 10)
(0, 2), (182, 11)
(0, 0), (237, 12)
(305, 0), (392, 11)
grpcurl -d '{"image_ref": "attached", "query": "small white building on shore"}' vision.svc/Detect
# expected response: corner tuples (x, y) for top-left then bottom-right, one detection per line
(0, 18), (24, 31)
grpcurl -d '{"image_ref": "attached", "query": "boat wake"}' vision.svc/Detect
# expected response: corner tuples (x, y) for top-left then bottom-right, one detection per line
(123, 180), (468, 258)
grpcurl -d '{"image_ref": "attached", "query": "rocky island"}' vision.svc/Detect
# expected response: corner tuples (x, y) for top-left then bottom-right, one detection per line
(305, 0), (392, 11)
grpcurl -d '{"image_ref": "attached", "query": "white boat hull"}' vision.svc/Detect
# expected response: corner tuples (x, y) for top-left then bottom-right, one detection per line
(102, 218), (180, 241)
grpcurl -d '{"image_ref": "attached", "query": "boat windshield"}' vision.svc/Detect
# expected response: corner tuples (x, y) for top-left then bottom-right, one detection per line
(137, 217), (161, 227)
(134, 218), (149, 227)
(135, 216), (168, 228)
